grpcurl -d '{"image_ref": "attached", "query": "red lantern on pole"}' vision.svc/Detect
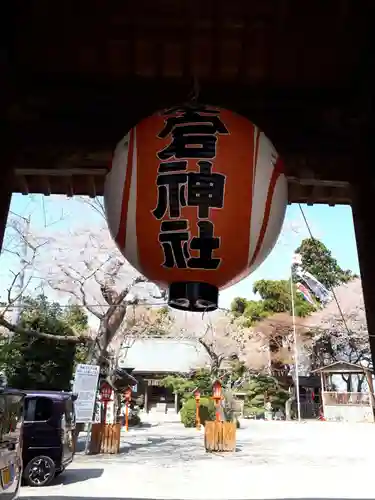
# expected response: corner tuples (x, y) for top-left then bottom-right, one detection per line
(104, 105), (287, 313)
(212, 380), (223, 422)
(124, 387), (132, 401)
(124, 386), (132, 432)
(213, 380), (222, 399)
(100, 382), (112, 425)
(193, 388), (201, 430)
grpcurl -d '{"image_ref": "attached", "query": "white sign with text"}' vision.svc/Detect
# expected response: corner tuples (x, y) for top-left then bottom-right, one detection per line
(73, 364), (100, 424)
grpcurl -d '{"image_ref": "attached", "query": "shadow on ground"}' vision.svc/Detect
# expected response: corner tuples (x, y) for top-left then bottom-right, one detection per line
(50, 468), (104, 486)
(75, 424), (154, 453)
(75, 434), (208, 463)
(119, 435), (195, 454)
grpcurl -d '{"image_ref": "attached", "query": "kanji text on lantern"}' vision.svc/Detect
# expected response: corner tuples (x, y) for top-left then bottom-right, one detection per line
(153, 105), (229, 270)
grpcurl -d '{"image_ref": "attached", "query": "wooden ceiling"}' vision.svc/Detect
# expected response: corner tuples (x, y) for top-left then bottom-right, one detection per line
(3, 0), (374, 204)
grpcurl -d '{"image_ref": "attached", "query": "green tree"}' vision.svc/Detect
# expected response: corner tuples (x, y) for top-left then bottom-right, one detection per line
(180, 397), (216, 427)
(231, 237), (357, 325)
(253, 279), (315, 317)
(294, 238), (357, 289)
(161, 368), (213, 399)
(160, 375), (197, 397)
(0, 295), (89, 390)
(231, 279), (315, 324)
(242, 375), (289, 416)
(223, 359), (248, 388)
(232, 298), (270, 325)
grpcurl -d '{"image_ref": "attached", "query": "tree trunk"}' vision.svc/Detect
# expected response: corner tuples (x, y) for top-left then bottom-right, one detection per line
(341, 374), (351, 392)
(357, 374), (365, 392)
(113, 392), (122, 423)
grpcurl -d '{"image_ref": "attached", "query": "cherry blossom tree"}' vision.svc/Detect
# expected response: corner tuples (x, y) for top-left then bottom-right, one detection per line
(0, 214), (85, 342)
(40, 221), (167, 365)
(305, 278), (370, 371)
(166, 309), (244, 375)
(1, 199), (167, 359)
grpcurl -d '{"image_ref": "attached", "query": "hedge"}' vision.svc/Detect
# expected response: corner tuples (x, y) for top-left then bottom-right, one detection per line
(180, 397), (216, 427)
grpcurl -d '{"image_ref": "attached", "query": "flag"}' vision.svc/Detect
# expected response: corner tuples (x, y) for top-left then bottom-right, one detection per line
(295, 267), (332, 304)
(296, 282), (315, 305)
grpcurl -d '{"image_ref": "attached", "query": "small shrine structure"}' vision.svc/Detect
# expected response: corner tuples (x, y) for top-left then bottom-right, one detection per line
(312, 361), (374, 423)
(118, 336), (211, 414)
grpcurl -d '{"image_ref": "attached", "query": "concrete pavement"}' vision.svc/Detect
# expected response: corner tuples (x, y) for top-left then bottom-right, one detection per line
(21, 420), (375, 500)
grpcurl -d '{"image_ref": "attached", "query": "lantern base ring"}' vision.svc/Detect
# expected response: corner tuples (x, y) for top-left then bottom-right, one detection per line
(168, 282), (218, 312)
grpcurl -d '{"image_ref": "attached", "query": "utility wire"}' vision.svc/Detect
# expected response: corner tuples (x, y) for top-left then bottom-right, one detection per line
(0, 204), (359, 340)
(2, 301), (371, 337)
(298, 203), (352, 338)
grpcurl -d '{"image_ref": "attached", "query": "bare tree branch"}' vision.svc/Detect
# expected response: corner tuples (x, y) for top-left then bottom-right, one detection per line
(2, 202), (168, 360)
(51, 280), (104, 320)
(76, 197), (105, 220)
(3, 271), (33, 315)
(1, 216), (50, 318)
(305, 278), (370, 368)
(0, 315), (88, 344)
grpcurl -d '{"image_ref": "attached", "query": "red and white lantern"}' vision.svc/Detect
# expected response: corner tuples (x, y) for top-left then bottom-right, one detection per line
(104, 104), (287, 311)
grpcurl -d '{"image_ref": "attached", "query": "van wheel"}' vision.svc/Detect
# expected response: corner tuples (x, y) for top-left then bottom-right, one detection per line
(24, 456), (56, 487)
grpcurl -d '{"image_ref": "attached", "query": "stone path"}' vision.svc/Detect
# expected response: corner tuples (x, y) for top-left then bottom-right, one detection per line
(21, 420), (375, 500)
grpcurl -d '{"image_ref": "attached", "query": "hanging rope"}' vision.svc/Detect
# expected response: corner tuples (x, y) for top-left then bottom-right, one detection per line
(186, 75), (201, 108)
(298, 203), (352, 338)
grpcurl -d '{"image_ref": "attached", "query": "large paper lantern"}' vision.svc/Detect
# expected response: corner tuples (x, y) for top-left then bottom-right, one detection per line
(104, 104), (287, 312)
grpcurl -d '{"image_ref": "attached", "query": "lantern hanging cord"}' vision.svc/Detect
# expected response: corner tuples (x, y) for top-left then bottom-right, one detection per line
(187, 75), (200, 107)
(297, 203), (352, 338)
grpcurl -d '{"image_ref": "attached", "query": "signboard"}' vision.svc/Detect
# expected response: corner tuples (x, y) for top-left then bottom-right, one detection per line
(145, 378), (163, 386)
(73, 364), (100, 424)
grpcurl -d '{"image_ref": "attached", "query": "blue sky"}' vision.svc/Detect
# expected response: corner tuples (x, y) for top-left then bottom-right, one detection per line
(0, 194), (360, 309)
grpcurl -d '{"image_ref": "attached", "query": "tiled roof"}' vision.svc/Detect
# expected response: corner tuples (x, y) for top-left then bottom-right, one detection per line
(117, 337), (211, 373)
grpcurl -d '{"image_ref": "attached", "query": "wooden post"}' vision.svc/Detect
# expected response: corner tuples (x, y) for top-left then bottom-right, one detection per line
(352, 185), (375, 371)
(193, 388), (201, 430)
(144, 385), (148, 413)
(320, 371), (325, 392)
(204, 421), (236, 452)
(212, 397), (221, 421)
(89, 423), (121, 454)
(320, 371), (325, 415)
(0, 169), (12, 251)
(215, 400), (220, 421)
(196, 399), (201, 430)
(365, 369), (375, 415)
(124, 386), (132, 431)
(125, 401), (129, 431)
(103, 401), (108, 424)
(212, 380), (223, 422)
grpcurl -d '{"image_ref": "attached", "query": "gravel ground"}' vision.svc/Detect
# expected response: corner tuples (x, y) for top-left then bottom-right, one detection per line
(20, 420), (375, 500)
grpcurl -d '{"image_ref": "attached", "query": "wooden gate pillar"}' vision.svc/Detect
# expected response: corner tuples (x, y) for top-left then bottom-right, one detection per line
(0, 167), (13, 251)
(352, 182), (375, 369)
